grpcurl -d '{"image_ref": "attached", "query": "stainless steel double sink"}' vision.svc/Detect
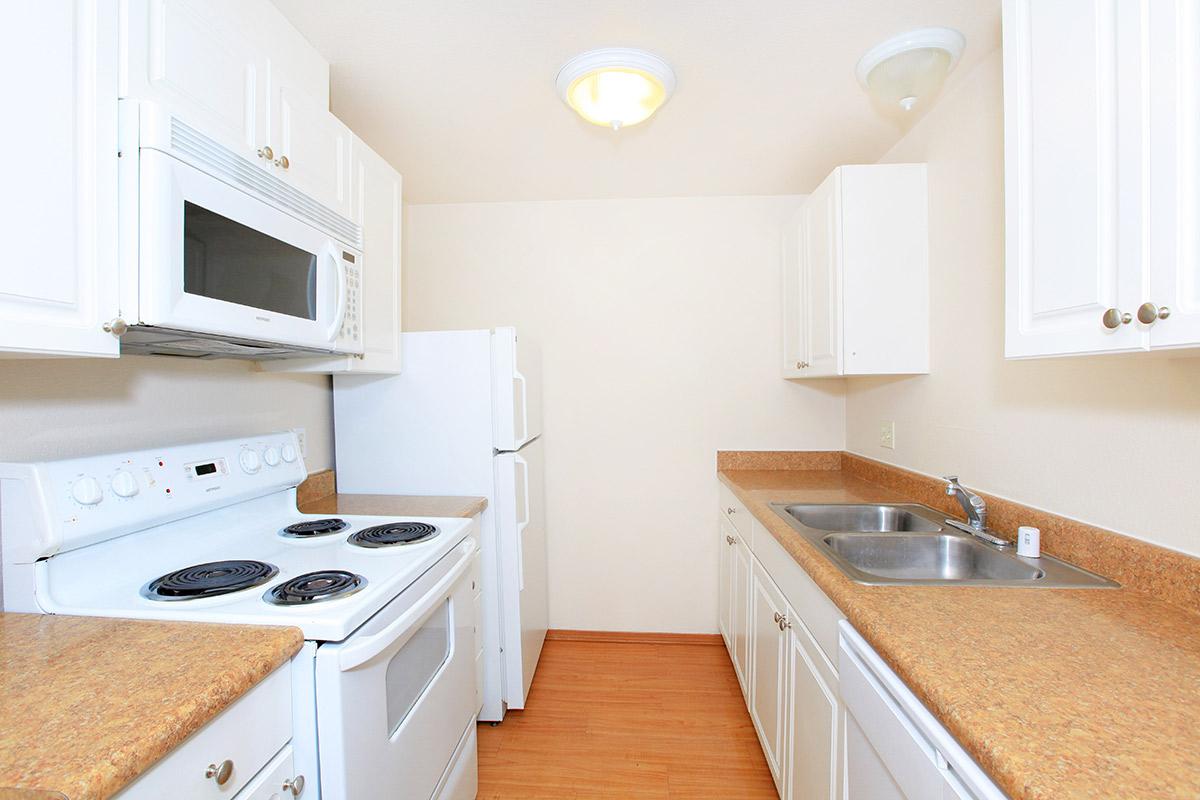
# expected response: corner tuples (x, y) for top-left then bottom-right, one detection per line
(770, 503), (1117, 588)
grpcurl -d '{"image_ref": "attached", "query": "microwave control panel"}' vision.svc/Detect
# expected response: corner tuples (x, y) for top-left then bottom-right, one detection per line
(339, 250), (362, 350)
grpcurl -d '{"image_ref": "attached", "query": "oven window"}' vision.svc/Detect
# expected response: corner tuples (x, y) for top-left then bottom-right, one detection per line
(385, 599), (451, 736)
(183, 202), (318, 319)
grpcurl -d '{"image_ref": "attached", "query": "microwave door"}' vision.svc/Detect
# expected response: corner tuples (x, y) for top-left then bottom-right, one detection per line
(138, 149), (348, 350)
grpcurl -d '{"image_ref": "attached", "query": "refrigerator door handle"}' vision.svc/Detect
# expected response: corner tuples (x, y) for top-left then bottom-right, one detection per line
(514, 369), (529, 446)
(514, 453), (531, 591)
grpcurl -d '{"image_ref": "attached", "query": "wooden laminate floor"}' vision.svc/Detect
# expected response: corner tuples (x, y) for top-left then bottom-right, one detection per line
(477, 638), (778, 799)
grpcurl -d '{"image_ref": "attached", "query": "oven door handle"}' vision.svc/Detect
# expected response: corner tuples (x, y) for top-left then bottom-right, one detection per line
(337, 540), (477, 671)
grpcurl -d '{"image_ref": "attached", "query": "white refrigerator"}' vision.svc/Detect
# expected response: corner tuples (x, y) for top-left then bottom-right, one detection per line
(332, 327), (547, 722)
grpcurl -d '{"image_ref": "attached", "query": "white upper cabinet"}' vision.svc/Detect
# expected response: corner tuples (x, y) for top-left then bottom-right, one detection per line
(122, 0), (266, 162)
(1146, 1), (1200, 349)
(269, 77), (354, 218)
(0, 1), (121, 358)
(1004, 0), (1200, 357)
(123, 0), (349, 215)
(782, 164), (930, 379)
(1003, 0), (1146, 357)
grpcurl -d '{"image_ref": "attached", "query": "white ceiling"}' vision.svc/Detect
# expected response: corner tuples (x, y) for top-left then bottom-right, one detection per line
(272, 0), (1000, 204)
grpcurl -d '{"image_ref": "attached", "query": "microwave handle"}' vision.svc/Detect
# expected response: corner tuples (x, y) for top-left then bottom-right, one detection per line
(326, 248), (348, 342)
(336, 540), (477, 671)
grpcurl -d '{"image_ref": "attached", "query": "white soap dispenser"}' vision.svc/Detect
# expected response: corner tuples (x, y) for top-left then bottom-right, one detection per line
(1017, 526), (1041, 558)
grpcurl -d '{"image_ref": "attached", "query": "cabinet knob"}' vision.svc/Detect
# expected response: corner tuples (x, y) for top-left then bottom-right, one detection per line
(795, 360), (809, 369)
(282, 775), (306, 796)
(257, 145), (274, 160)
(725, 535), (735, 545)
(779, 617), (791, 631)
(1101, 308), (1131, 329)
(205, 759), (234, 786)
(275, 155), (290, 169)
(772, 611), (782, 624)
(102, 318), (128, 336)
(1136, 302), (1170, 324)
(726, 507), (735, 515)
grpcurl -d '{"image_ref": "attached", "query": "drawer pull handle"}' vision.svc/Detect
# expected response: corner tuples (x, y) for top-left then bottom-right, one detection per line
(725, 535), (735, 545)
(283, 775), (306, 796)
(205, 759), (233, 786)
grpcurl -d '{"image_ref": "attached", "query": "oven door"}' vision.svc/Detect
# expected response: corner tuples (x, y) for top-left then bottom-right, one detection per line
(137, 148), (358, 352)
(315, 538), (480, 800)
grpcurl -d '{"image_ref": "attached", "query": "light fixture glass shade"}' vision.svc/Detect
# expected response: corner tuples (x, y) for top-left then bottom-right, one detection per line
(856, 28), (964, 115)
(557, 48), (676, 129)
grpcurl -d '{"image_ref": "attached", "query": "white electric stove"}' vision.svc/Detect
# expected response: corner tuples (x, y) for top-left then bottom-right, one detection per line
(0, 431), (481, 800)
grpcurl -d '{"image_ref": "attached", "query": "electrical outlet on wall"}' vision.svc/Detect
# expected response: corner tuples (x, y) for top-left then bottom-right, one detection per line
(879, 421), (895, 450)
(292, 427), (307, 459)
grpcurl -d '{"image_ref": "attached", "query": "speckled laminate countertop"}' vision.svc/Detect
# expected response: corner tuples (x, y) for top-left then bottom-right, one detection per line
(298, 492), (487, 519)
(720, 467), (1200, 800)
(0, 613), (302, 800)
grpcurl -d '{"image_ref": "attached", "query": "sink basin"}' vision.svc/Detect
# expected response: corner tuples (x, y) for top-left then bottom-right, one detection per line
(782, 504), (942, 533)
(822, 533), (1044, 581)
(768, 501), (1117, 588)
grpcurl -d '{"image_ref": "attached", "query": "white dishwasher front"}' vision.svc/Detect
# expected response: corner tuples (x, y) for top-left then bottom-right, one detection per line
(838, 621), (1007, 800)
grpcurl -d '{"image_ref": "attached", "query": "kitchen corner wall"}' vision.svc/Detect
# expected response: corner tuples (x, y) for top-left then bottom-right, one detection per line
(403, 196), (846, 633)
(846, 48), (1200, 558)
(0, 357), (334, 469)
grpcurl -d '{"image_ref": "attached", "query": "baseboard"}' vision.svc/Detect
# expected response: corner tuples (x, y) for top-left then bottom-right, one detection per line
(545, 629), (724, 646)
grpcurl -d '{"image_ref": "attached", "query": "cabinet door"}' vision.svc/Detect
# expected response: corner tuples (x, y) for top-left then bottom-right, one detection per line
(123, 0), (267, 162)
(1003, 0), (1147, 358)
(730, 535), (752, 693)
(1146, 1), (1200, 349)
(804, 172), (841, 376)
(750, 562), (788, 787)
(345, 139), (403, 373)
(781, 206), (808, 377)
(270, 74), (352, 218)
(1, 0), (120, 357)
(718, 517), (732, 649)
(786, 615), (839, 800)
(232, 745), (297, 800)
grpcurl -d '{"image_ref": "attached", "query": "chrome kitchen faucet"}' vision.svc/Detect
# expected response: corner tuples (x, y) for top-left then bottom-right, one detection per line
(943, 475), (1011, 548)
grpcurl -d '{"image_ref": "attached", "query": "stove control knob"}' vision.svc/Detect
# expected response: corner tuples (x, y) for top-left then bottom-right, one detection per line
(71, 476), (104, 506)
(263, 446), (281, 467)
(238, 448), (261, 474)
(111, 470), (139, 498)
(281, 443), (298, 463)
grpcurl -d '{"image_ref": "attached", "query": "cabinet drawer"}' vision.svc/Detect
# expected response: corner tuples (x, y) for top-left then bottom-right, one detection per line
(752, 519), (844, 669)
(718, 482), (751, 537)
(117, 665), (293, 799)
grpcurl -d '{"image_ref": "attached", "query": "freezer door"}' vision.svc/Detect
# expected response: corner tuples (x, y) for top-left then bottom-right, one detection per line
(493, 437), (548, 707)
(492, 327), (542, 451)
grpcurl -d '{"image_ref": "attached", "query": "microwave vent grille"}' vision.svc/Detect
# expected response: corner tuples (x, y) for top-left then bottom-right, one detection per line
(168, 118), (362, 249)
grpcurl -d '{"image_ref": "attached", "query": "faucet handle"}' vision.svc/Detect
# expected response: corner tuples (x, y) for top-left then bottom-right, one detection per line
(943, 475), (960, 494)
(943, 474), (959, 484)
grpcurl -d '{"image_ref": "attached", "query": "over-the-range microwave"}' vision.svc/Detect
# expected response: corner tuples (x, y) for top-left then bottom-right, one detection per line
(116, 100), (363, 359)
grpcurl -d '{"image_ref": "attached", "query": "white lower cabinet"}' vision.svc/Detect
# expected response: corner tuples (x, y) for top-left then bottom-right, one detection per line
(717, 484), (1002, 800)
(750, 561), (788, 788)
(116, 665), (296, 799)
(232, 746), (297, 800)
(730, 531), (753, 692)
(785, 610), (841, 800)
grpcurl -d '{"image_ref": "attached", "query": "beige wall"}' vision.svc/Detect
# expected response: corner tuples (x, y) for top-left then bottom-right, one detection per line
(0, 356), (334, 468)
(845, 50), (1200, 557)
(403, 196), (846, 633)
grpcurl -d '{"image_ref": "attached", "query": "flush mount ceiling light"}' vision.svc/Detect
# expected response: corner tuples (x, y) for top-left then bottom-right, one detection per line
(556, 48), (676, 130)
(856, 27), (965, 115)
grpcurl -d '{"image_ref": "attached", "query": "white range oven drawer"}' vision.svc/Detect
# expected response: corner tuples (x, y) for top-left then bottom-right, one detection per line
(116, 665), (293, 799)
